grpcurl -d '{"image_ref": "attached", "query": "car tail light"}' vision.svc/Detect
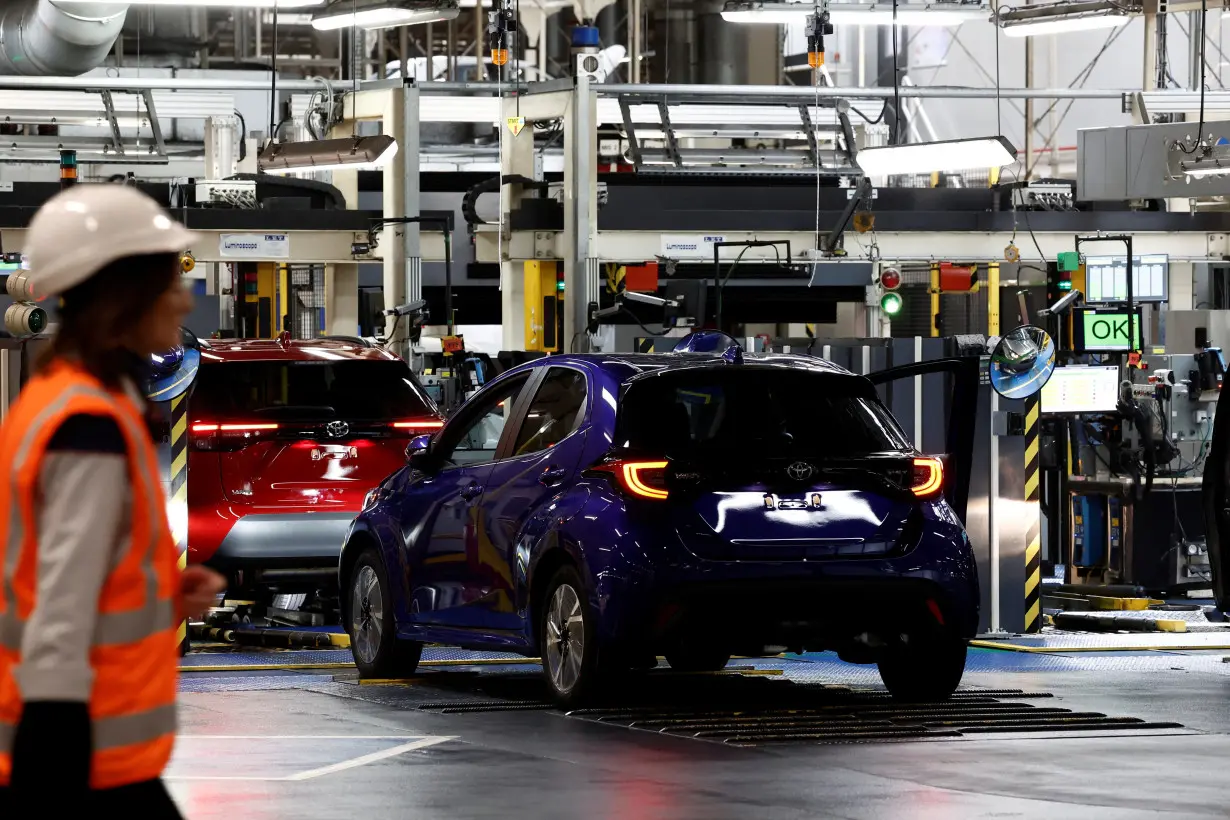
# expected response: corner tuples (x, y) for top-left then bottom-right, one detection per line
(190, 422), (280, 452)
(911, 457), (944, 499)
(587, 459), (670, 500)
(392, 420), (445, 431)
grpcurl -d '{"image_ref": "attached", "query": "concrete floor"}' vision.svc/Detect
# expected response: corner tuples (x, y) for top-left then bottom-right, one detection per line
(167, 648), (1230, 820)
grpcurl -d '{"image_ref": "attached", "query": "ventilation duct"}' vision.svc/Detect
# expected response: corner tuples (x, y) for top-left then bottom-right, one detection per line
(0, 1), (129, 76)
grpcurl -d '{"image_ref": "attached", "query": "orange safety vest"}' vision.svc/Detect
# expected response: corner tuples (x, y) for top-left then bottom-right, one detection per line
(0, 362), (180, 789)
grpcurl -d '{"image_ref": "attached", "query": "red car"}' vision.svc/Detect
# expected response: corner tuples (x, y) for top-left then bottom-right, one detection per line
(185, 337), (442, 599)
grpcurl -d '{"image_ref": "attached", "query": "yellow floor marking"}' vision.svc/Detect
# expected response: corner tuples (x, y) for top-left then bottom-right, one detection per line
(971, 639), (1230, 653)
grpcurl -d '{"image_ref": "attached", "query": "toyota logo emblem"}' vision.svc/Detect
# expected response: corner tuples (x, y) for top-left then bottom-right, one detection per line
(325, 420), (350, 439)
(786, 461), (815, 482)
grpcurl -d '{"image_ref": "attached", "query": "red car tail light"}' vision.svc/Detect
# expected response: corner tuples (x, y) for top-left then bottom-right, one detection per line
(392, 420), (445, 431)
(587, 460), (671, 501)
(190, 422), (280, 452)
(911, 457), (944, 499)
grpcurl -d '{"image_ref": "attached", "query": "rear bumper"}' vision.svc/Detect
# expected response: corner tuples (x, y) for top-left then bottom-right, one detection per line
(582, 507), (980, 652)
(202, 512), (354, 575)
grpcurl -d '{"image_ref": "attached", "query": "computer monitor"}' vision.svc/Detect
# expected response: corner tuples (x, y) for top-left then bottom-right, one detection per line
(1084, 254), (1168, 303)
(662, 279), (708, 329)
(1040, 365), (1122, 414)
(1071, 306), (1144, 353)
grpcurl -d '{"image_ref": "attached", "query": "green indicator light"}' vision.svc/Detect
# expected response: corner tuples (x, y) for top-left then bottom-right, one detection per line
(880, 292), (903, 316)
(1058, 280), (1073, 291)
(556, 280), (566, 292)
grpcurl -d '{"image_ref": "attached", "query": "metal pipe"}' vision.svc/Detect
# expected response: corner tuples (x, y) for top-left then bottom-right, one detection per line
(0, 1), (129, 76)
(599, 83), (1128, 99)
(0, 75), (511, 92)
(0, 72), (1129, 100)
(631, 0), (642, 83)
(1024, 37), (1033, 178)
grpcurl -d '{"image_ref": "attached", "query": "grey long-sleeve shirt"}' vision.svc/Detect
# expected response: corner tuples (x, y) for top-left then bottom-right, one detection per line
(13, 410), (132, 703)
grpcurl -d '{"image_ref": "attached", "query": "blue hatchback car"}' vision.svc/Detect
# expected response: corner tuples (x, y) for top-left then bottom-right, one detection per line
(341, 343), (980, 704)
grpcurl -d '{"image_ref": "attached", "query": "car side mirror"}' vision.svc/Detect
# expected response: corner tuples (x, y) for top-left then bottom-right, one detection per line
(405, 434), (436, 469)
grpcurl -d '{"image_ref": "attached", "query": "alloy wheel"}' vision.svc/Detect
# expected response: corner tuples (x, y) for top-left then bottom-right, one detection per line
(351, 565), (383, 665)
(544, 583), (585, 694)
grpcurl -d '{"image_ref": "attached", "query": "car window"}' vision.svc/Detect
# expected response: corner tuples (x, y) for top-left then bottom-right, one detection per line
(192, 360), (436, 421)
(619, 369), (911, 460)
(440, 374), (531, 467)
(511, 368), (587, 458)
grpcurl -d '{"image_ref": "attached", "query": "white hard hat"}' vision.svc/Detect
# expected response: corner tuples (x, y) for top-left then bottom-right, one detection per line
(23, 185), (201, 300)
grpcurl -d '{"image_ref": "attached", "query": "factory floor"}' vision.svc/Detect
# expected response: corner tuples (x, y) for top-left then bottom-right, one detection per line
(169, 646), (1230, 820)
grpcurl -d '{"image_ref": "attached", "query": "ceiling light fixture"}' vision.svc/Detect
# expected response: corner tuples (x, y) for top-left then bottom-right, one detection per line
(70, 0), (326, 6)
(720, 1), (986, 26)
(997, 0), (1131, 36)
(856, 136), (1017, 176)
(312, 0), (461, 30)
(258, 135), (399, 174)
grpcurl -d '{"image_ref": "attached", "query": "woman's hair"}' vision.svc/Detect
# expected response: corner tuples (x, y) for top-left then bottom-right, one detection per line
(39, 252), (179, 389)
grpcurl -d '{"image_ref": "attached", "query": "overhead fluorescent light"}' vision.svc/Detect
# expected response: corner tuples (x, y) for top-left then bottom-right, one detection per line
(71, 0), (326, 6)
(720, 1), (986, 26)
(856, 136), (1016, 176)
(1001, 13), (1127, 36)
(997, 0), (1130, 36)
(312, 0), (460, 30)
(258, 135), (399, 174)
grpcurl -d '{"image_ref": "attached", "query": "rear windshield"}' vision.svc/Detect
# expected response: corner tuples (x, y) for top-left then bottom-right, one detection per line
(192, 360), (435, 421)
(619, 369), (911, 459)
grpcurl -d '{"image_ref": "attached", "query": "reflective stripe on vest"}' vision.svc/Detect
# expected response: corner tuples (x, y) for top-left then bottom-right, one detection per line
(0, 366), (180, 788)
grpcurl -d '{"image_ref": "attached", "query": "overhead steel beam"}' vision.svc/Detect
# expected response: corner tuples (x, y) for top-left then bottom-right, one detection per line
(475, 229), (1228, 265)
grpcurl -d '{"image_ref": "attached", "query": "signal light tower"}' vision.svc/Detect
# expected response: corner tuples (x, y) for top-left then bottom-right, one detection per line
(879, 266), (903, 316)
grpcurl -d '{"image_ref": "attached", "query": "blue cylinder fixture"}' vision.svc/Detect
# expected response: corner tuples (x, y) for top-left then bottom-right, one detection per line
(571, 25), (601, 48)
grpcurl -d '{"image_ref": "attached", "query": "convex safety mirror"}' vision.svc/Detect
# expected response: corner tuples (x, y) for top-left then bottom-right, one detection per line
(988, 325), (1057, 399)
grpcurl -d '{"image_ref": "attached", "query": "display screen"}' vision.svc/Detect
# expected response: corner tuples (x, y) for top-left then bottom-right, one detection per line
(1040, 366), (1121, 414)
(1084, 254), (1168, 303)
(1075, 308), (1143, 352)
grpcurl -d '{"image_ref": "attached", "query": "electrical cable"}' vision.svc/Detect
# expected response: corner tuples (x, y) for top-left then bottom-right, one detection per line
(269, 0), (279, 145)
(849, 103), (889, 125)
(234, 110), (247, 161)
(1176, 0), (1208, 155)
(618, 305), (667, 338)
(994, 0), (1001, 137)
(891, 0), (900, 145)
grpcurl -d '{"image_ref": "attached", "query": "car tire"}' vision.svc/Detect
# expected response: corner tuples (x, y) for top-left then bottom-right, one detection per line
(347, 548), (422, 679)
(877, 630), (967, 702)
(665, 646), (731, 673)
(539, 565), (600, 707)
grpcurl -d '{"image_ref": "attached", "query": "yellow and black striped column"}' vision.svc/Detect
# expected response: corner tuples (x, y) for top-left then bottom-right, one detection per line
(1024, 394), (1042, 633)
(169, 393), (190, 649)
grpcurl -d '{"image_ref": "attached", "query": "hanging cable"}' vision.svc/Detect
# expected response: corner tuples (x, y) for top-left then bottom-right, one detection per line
(994, 1), (1001, 136)
(351, 0), (359, 139)
(1176, 0), (1208, 154)
(891, 0), (900, 144)
(269, 0), (279, 144)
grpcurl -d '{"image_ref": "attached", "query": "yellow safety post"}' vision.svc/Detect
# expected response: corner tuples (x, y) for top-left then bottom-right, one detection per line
(168, 392), (190, 653)
(277, 264), (289, 335)
(523, 260), (559, 352)
(929, 263), (941, 337)
(1024, 395), (1042, 633)
(988, 262), (1000, 336)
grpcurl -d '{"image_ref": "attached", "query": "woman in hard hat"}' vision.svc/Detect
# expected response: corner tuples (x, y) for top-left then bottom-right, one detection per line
(0, 184), (226, 815)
